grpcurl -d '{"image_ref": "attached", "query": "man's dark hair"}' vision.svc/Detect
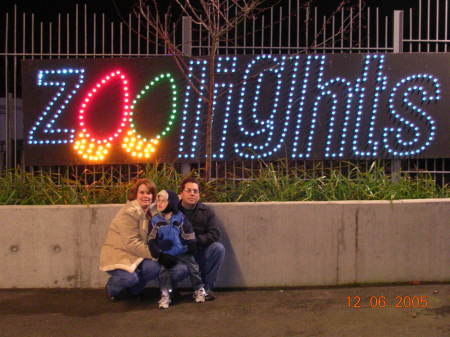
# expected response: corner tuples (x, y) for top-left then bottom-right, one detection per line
(179, 176), (200, 193)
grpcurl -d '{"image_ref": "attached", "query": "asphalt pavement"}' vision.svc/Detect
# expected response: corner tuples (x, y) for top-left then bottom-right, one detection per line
(0, 283), (448, 337)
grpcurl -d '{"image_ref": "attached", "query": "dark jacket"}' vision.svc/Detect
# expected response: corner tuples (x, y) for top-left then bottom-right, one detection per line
(179, 201), (221, 248)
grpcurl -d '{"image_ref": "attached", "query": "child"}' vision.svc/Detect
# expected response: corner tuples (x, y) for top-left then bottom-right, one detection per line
(148, 189), (206, 309)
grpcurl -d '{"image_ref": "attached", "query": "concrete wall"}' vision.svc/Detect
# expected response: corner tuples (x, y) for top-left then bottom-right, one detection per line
(0, 199), (449, 288)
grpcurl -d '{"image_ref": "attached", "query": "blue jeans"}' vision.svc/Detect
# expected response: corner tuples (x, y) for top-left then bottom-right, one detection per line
(105, 259), (188, 297)
(167, 242), (226, 291)
(195, 242), (225, 290)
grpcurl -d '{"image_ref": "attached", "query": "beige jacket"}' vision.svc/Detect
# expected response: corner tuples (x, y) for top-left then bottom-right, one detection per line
(99, 200), (155, 273)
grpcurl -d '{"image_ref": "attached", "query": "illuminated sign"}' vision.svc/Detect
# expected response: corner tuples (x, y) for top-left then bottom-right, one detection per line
(22, 54), (450, 165)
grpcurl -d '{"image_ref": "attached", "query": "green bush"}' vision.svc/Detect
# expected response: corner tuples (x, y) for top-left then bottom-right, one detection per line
(0, 162), (448, 205)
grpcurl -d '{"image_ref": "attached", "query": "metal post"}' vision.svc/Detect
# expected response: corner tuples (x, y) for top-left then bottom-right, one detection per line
(393, 10), (404, 53)
(7, 93), (14, 168)
(181, 16), (192, 176)
(182, 16), (192, 56)
(391, 10), (404, 182)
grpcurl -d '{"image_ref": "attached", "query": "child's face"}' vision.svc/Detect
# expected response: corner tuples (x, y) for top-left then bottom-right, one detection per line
(156, 195), (168, 212)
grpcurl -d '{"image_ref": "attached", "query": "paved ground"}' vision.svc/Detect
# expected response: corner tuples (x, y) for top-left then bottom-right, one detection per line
(0, 283), (448, 337)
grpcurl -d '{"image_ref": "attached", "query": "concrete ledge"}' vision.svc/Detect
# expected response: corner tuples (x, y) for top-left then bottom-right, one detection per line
(1, 199), (449, 288)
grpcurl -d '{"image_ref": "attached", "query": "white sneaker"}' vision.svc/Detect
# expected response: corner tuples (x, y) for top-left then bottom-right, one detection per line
(158, 293), (171, 309)
(193, 287), (206, 303)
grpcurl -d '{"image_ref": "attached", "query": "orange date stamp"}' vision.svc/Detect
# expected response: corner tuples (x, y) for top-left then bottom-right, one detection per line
(346, 295), (428, 309)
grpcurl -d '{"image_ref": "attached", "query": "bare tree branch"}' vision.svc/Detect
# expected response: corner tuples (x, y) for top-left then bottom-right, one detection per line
(131, 0), (368, 179)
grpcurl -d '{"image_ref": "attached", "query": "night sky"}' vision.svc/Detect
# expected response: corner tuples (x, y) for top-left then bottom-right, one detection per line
(3, 0), (419, 19)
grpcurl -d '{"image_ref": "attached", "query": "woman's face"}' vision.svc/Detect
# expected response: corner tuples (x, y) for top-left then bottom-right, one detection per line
(136, 184), (153, 210)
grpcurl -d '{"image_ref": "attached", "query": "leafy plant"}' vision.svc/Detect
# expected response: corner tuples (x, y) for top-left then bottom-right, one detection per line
(0, 162), (448, 205)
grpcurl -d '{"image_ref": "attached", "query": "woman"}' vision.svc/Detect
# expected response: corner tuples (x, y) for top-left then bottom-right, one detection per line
(99, 178), (160, 300)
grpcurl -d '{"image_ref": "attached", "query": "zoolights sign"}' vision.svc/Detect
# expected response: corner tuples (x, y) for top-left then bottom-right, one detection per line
(22, 54), (449, 165)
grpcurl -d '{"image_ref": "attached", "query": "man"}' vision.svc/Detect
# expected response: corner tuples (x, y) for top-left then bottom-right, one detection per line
(178, 177), (226, 301)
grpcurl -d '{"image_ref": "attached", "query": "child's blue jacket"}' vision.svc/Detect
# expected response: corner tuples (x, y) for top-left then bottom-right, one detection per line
(148, 211), (196, 258)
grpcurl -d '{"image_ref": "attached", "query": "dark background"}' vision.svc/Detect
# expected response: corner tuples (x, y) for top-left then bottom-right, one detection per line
(2, 1), (417, 19)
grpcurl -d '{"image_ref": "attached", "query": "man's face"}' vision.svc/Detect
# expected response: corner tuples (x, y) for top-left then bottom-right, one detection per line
(180, 182), (200, 208)
(156, 195), (169, 213)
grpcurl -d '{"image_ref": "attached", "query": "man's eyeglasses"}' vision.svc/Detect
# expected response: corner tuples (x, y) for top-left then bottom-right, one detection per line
(183, 188), (199, 194)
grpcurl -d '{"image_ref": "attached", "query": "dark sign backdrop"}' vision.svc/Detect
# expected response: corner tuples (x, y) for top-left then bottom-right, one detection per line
(22, 54), (450, 165)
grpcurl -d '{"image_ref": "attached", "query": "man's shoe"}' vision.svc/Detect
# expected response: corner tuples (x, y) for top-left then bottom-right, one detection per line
(193, 287), (206, 303)
(205, 290), (216, 301)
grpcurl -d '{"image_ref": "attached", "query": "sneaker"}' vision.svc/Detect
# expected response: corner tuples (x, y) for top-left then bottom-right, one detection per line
(193, 287), (206, 303)
(205, 290), (216, 301)
(158, 291), (171, 309)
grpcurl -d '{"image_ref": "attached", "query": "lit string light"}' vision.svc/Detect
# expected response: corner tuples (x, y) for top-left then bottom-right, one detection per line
(178, 59), (208, 159)
(27, 55), (445, 163)
(212, 82), (234, 159)
(28, 68), (85, 145)
(233, 55), (287, 159)
(73, 69), (130, 161)
(382, 74), (440, 156)
(212, 57), (237, 159)
(319, 77), (353, 158)
(122, 73), (178, 159)
(352, 54), (387, 157)
(291, 55), (326, 158)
